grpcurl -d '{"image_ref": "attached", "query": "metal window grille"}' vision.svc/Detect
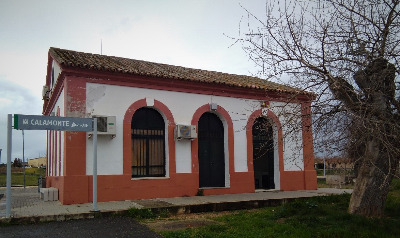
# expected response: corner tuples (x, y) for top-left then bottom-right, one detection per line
(131, 108), (166, 178)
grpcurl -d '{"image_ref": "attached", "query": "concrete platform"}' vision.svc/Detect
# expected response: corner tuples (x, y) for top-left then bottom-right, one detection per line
(0, 186), (352, 224)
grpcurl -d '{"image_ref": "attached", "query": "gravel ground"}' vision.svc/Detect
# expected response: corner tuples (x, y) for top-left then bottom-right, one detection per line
(0, 217), (162, 238)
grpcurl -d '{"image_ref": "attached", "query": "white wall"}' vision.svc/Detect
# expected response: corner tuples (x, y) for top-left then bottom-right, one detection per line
(85, 83), (305, 177)
(270, 102), (304, 171)
(50, 60), (61, 93)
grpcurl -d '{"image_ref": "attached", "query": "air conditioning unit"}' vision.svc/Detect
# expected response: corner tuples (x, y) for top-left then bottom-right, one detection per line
(42, 85), (50, 100)
(175, 125), (197, 140)
(89, 116), (116, 137)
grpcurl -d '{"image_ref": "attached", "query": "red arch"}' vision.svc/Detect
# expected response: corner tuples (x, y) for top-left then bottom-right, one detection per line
(246, 109), (284, 179)
(191, 104), (234, 184)
(123, 98), (176, 175)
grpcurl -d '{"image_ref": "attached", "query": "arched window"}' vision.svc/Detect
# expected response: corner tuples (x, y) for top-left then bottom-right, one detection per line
(131, 107), (165, 178)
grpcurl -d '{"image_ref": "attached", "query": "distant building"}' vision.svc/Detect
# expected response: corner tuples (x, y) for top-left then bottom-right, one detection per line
(42, 47), (317, 205)
(315, 157), (354, 170)
(28, 157), (47, 168)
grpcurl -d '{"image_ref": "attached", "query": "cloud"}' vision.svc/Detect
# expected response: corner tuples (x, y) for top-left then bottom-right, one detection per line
(0, 79), (38, 111)
(0, 0), (265, 164)
(0, 78), (46, 163)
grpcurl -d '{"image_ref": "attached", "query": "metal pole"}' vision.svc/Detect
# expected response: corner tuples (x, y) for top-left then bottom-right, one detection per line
(23, 130), (25, 189)
(92, 118), (99, 212)
(6, 114), (12, 218)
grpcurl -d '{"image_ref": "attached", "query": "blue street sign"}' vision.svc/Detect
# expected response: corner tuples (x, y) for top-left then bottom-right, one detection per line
(14, 114), (93, 131)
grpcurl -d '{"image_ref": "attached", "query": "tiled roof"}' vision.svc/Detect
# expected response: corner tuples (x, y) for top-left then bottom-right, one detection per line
(49, 47), (308, 95)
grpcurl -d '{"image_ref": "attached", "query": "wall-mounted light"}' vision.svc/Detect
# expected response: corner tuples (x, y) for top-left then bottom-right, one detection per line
(210, 103), (218, 111)
(261, 101), (270, 109)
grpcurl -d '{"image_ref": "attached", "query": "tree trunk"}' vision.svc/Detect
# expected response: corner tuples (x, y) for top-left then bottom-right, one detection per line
(348, 139), (396, 217)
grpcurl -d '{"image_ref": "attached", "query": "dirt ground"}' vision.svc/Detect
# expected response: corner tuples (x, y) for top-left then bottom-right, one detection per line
(142, 210), (241, 232)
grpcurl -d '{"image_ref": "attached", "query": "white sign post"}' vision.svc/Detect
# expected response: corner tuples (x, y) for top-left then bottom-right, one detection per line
(5, 114), (98, 218)
(6, 114), (12, 218)
(92, 118), (99, 212)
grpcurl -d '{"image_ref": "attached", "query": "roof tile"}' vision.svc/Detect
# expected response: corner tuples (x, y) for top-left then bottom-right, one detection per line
(49, 47), (308, 95)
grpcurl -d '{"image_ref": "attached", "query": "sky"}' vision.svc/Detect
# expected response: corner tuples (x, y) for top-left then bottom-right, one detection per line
(0, 0), (266, 163)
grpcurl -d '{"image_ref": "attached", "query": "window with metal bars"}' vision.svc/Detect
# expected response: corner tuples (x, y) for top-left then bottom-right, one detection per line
(131, 107), (166, 178)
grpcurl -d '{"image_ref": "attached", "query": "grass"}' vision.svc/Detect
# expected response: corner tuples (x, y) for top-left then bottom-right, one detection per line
(316, 168), (355, 176)
(159, 178), (400, 238)
(385, 178), (400, 217)
(317, 179), (354, 189)
(0, 168), (46, 187)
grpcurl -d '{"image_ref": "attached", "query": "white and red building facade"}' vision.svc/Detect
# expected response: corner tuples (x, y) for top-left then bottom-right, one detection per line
(43, 47), (317, 205)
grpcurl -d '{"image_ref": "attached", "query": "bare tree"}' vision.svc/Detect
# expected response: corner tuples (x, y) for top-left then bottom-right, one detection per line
(237, 0), (400, 217)
(13, 158), (22, 167)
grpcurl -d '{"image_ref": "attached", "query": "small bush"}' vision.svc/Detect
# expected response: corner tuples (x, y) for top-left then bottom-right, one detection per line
(385, 178), (400, 216)
(126, 208), (157, 220)
(196, 189), (204, 196)
(389, 178), (400, 191)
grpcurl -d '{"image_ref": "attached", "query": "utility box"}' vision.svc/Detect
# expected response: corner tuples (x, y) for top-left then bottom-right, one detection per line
(326, 175), (345, 185)
(175, 125), (197, 140)
(89, 116), (116, 137)
(37, 177), (46, 193)
(40, 187), (59, 201)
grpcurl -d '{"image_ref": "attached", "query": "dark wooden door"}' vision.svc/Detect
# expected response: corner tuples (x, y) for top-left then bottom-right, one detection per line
(253, 117), (275, 189)
(198, 113), (225, 187)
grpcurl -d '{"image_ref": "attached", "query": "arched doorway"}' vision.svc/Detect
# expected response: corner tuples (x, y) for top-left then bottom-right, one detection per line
(253, 117), (275, 189)
(131, 107), (165, 178)
(198, 112), (225, 187)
